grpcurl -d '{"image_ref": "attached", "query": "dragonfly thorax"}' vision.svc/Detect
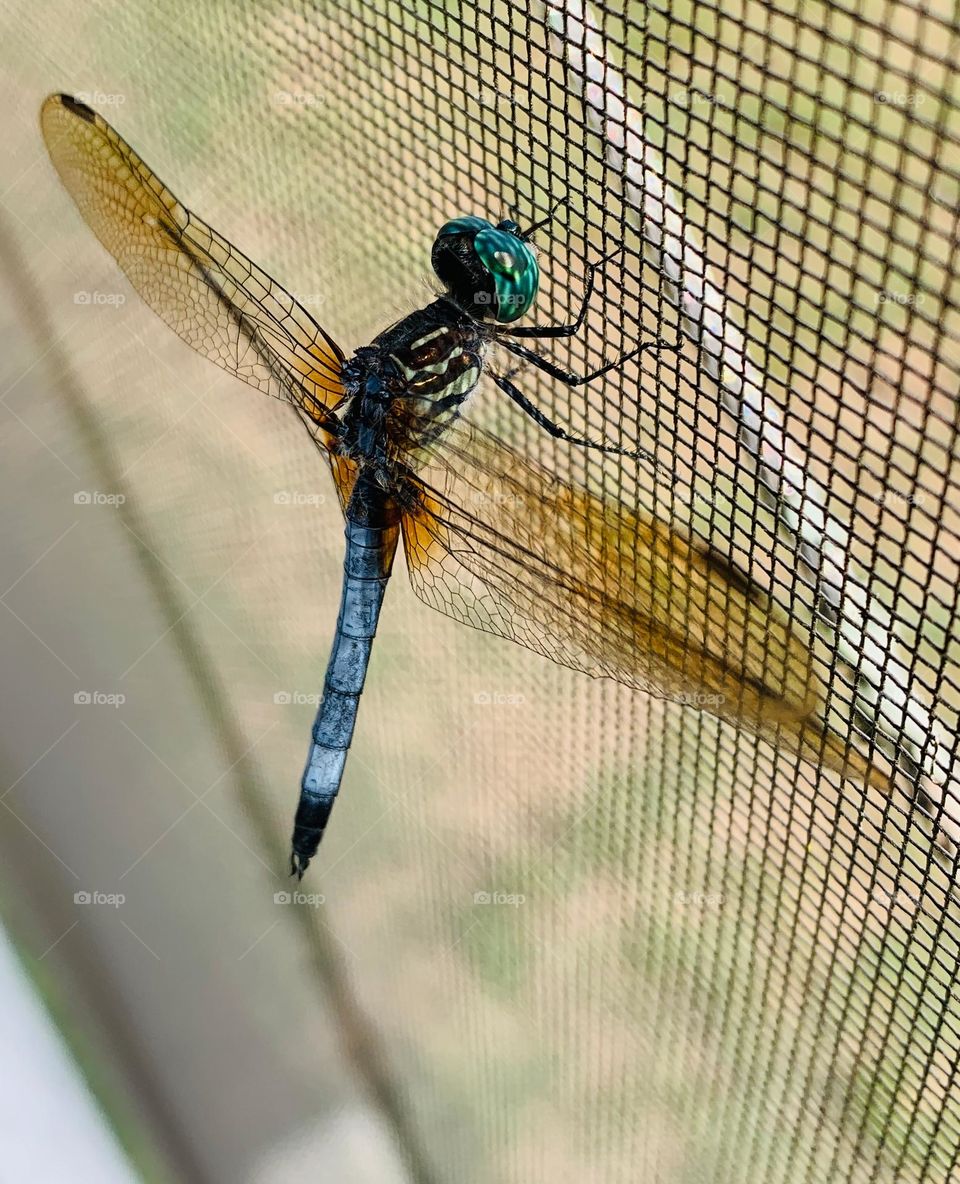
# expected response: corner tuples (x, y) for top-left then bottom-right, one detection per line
(336, 306), (487, 470)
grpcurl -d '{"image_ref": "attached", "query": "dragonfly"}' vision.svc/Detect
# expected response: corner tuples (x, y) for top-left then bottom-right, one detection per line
(41, 93), (889, 877)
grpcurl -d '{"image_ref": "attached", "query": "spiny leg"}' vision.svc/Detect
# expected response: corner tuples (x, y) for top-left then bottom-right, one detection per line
(502, 335), (673, 388)
(516, 192), (569, 240)
(491, 370), (665, 475)
(497, 244), (625, 340)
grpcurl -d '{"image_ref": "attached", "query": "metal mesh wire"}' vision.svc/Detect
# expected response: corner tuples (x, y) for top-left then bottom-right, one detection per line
(2, 1), (959, 1182)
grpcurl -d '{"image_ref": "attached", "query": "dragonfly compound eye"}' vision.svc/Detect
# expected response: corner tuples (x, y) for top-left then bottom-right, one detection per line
(432, 216), (538, 323)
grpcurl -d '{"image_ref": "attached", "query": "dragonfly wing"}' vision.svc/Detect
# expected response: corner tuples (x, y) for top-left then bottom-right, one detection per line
(400, 411), (889, 787)
(40, 93), (356, 506)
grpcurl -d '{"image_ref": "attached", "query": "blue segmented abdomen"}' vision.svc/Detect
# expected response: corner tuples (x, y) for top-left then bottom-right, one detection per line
(291, 490), (399, 876)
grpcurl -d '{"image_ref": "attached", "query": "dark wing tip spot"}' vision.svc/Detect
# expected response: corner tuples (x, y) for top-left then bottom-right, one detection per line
(59, 94), (97, 122)
(699, 541), (768, 607)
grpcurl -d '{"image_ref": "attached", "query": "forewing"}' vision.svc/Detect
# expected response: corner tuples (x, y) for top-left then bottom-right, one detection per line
(400, 412), (818, 735)
(40, 93), (355, 504)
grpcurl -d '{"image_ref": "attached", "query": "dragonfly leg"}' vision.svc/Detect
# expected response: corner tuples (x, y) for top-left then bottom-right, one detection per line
(491, 370), (663, 472)
(516, 192), (569, 240)
(496, 245), (624, 340)
(501, 336), (672, 388)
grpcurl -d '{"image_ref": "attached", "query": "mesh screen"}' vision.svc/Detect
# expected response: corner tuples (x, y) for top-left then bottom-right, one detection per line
(2, 1), (959, 1182)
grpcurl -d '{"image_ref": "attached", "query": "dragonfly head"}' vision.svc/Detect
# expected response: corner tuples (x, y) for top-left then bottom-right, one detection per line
(432, 216), (538, 324)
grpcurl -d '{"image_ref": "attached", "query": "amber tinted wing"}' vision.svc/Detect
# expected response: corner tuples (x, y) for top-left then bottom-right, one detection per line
(401, 410), (889, 787)
(40, 93), (356, 505)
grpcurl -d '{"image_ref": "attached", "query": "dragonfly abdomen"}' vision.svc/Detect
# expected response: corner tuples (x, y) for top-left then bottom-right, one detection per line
(291, 477), (400, 876)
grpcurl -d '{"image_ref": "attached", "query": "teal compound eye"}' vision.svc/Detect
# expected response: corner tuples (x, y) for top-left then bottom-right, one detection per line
(473, 225), (539, 323)
(431, 216), (539, 323)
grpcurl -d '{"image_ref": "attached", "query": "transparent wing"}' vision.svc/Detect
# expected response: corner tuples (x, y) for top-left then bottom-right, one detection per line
(40, 93), (355, 502)
(401, 409), (890, 788)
